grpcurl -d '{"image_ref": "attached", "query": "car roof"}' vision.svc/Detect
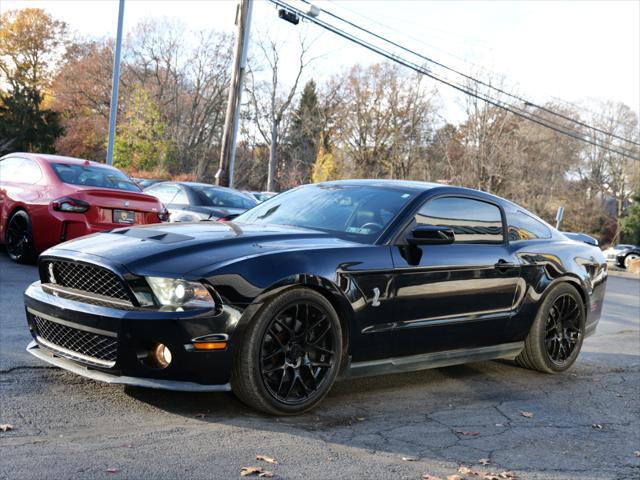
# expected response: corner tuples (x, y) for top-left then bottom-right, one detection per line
(318, 179), (442, 191)
(160, 181), (241, 193)
(4, 152), (113, 168)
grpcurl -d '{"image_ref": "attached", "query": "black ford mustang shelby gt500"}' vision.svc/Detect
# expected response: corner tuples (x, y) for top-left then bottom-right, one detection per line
(24, 180), (607, 414)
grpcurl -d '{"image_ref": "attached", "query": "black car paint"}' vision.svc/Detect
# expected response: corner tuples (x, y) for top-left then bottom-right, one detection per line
(24, 181), (607, 387)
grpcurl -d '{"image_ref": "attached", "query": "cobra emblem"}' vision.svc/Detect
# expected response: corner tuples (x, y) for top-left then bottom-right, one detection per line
(372, 287), (381, 307)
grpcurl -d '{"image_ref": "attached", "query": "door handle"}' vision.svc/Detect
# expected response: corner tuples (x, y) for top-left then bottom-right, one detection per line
(495, 259), (517, 270)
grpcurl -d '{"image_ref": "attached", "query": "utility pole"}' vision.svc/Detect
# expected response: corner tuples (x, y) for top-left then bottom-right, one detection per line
(216, 0), (254, 187)
(106, 0), (125, 165)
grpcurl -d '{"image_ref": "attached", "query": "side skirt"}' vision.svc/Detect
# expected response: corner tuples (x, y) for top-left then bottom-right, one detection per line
(343, 341), (524, 379)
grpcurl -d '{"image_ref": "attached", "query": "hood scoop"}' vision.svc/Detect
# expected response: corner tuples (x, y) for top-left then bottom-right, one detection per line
(109, 228), (194, 244)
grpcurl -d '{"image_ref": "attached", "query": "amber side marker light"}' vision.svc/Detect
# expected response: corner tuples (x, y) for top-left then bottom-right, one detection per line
(193, 341), (227, 350)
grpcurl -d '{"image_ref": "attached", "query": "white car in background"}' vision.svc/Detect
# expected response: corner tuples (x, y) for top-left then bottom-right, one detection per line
(602, 244), (636, 262)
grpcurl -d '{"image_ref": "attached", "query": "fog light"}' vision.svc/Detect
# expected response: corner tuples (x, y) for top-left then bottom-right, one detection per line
(153, 343), (172, 368)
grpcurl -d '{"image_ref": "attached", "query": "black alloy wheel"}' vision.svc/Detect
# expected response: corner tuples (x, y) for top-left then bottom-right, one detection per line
(515, 283), (585, 373)
(231, 288), (343, 415)
(544, 294), (581, 366)
(260, 302), (337, 405)
(6, 211), (36, 263)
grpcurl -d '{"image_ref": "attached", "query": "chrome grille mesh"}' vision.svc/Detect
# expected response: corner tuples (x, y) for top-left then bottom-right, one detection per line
(32, 314), (118, 366)
(42, 260), (130, 301)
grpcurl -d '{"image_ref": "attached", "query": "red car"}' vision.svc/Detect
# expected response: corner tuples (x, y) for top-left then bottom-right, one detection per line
(0, 153), (169, 263)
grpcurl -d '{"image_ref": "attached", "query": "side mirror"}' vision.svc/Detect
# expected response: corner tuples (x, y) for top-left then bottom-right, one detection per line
(407, 225), (454, 245)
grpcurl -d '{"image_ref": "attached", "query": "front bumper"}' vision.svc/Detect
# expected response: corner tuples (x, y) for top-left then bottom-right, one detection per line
(24, 281), (242, 387)
(27, 341), (231, 392)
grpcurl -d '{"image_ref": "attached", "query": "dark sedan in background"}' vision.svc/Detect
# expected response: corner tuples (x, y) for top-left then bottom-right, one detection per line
(615, 245), (640, 269)
(23, 180), (607, 415)
(144, 181), (257, 222)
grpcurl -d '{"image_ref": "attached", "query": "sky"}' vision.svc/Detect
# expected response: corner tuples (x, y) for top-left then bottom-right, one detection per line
(3, 0), (639, 123)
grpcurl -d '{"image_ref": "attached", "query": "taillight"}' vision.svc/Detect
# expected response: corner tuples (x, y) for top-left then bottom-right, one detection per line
(217, 216), (231, 222)
(51, 197), (90, 213)
(158, 205), (170, 222)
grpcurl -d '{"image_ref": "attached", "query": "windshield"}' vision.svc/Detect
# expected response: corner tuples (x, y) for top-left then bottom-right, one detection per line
(193, 186), (257, 210)
(52, 163), (141, 192)
(235, 184), (417, 243)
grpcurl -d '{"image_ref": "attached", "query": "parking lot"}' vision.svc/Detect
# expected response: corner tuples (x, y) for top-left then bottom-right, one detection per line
(0, 253), (638, 480)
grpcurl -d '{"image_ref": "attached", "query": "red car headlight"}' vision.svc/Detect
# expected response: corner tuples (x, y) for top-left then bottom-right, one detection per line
(51, 197), (90, 213)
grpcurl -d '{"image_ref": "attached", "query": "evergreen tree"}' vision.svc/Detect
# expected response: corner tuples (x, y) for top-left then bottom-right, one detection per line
(289, 80), (322, 183)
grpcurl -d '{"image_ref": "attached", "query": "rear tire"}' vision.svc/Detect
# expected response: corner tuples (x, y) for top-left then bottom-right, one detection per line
(231, 287), (343, 415)
(515, 283), (585, 373)
(6, 210), (36, 264)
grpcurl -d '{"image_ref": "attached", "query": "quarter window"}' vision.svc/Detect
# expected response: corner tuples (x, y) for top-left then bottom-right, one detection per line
(507, 211), (552, 241)
(415, 196), (504, 243)
(0, 157), (43, 184)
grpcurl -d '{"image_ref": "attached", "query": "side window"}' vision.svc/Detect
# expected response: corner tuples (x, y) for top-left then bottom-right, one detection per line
(146, 185), (185, 205)
(416, 196), (504, 243)
(507, 210), (551, 241)
(0, 157), (42, 184)
(172, 188), (188, 204)
(0, 158), (22, 182)
(22, 159), (43, 184)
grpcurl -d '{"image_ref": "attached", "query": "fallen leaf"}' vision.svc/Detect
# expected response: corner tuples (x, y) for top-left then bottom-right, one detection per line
(422, 475), (443, 480)
(479, 458), (491, 465)
(458, 465), (476, 475)
(240, 466), (264, 477)
(447, 475), (464, 480)
(591, 423), (603, 429)
(259, 472), (274, 478)
(495, 423), (504, 427)
(0, 424), (13, 432)
(519, 411), (534, 418)
(106, 468), (120, 474)
(402, 456), (417, 461)
(256, 455), (277, 465)
(456, 430), (480, 436)
(356, 417), (366, 421)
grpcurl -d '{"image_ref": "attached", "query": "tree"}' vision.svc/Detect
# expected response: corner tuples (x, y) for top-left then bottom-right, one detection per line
(288, 79), (321, 184)
(312, 133), (339, 183)
(247, 33), (313, 191)
(620, 188), (640, 244)
(0, 8), (67, 153)
(113, 85), (175, 173)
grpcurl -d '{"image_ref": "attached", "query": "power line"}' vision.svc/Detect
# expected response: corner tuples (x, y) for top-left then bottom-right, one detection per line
(302, 0), (640, 149)
(324, 0), (640, 139)
(271, 0), (639, 160)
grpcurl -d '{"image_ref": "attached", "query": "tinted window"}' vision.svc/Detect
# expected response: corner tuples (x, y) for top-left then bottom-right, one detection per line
(507, 211), (551, 241)
(236, 184), (416, 244)
(416, 196), (504, 243)
(52, 163), (140, 192)
(193, 186), (257, 209)
(145, 184), (188, 204)
(0, 157), (42, 184)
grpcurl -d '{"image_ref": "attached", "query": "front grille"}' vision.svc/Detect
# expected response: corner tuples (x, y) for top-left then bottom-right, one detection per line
(41, 259), (130, 301)
(31, 313), (118, 367)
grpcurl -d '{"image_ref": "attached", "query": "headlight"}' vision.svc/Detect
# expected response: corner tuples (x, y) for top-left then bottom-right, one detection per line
(146, 277), (216, 308)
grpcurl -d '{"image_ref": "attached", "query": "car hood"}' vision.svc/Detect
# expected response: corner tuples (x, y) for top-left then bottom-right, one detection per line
(45, 222), (358, 277)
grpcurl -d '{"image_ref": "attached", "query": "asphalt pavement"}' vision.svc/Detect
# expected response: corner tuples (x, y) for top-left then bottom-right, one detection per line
(0, 253), (638, 480)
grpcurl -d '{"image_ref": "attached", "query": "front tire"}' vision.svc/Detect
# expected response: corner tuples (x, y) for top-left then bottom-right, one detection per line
(515, 283), (585, 373)
(231, 288), (343, 415)
(624, 253), (639, 269)
(6, 210), (36, 264)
